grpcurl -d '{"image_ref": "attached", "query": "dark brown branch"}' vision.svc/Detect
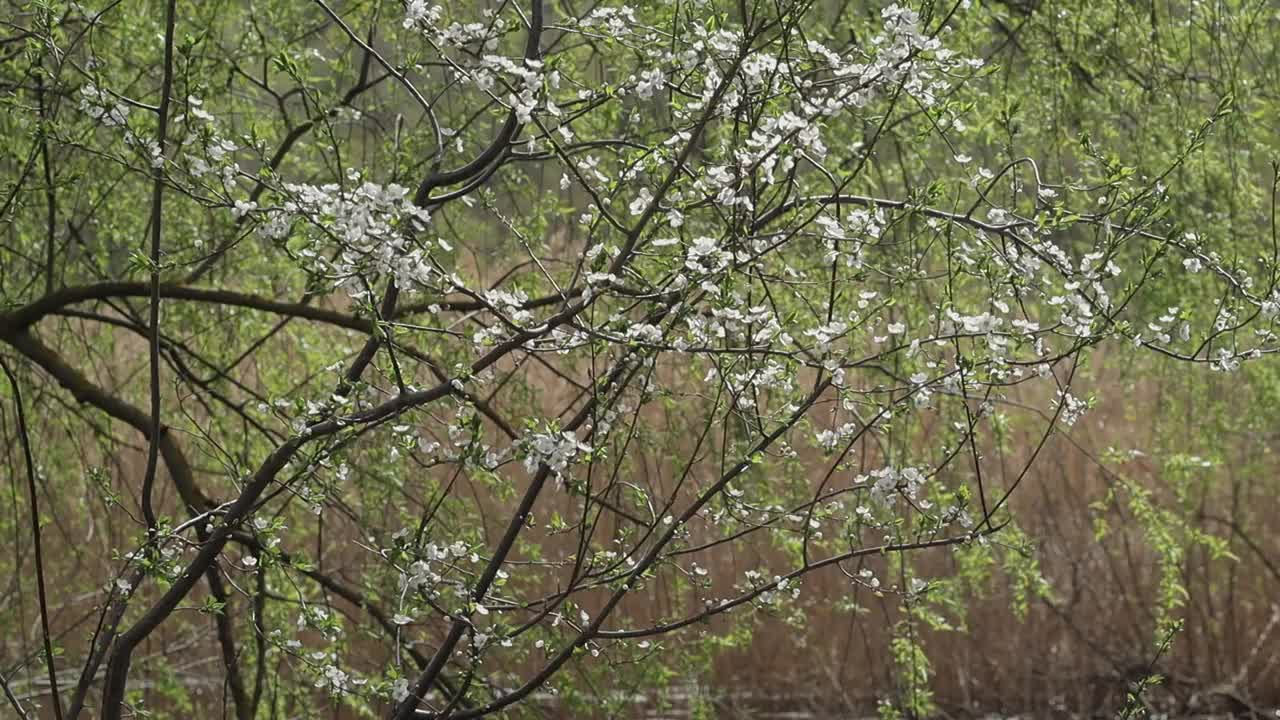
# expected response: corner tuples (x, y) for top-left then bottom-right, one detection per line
(1, 282), (374, 335)
(0, 670), (33, 720)
(140, 0), (178, 537)
(0, 359), (65, 720)
(205, 567), (253, 720)
(413, 0), (544, 205)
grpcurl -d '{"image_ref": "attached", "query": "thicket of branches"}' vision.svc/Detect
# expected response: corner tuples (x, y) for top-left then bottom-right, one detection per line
(2, 0), (1278, 717)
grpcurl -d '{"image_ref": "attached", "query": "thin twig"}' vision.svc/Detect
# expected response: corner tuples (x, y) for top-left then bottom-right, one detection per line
(1, 358), (64, 720)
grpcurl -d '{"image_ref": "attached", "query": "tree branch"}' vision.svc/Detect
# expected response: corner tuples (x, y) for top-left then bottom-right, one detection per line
(1, 358), (65, 720)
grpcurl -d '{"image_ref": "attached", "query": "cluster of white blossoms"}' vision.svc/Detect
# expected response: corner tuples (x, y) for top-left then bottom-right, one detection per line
(79, 81), (168, 169)
(576, 5), (639, 36)
(817, 209), (886, 268)
(719, 360), (797, 411)
(862, 466), (929, 504)
(402, 3), (545, 128)
(79, 82), (131, 127)
(395, 540), (475, 595)
(520, 428), (593, 479)
(633, 66), (666, 99)
(814, 421), (860, 453)
(1054, 391), (1088, 427)
(476, 54), (546, 124)
(695, 3), (981, 189)
(403, 1), (498, 50)
(256, 174), (437, 297)
(315, 662), (357, 694)
(680, 304), (792, 350)
(682, 235), (731, 275)
(868, 4), (970, 104)
(401, 0), (442, 29)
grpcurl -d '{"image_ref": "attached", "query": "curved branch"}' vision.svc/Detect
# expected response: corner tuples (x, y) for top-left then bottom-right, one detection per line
(413, 0), (543, 204)
(0, 281), (579, 335)
(1, 282), (374, 334)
